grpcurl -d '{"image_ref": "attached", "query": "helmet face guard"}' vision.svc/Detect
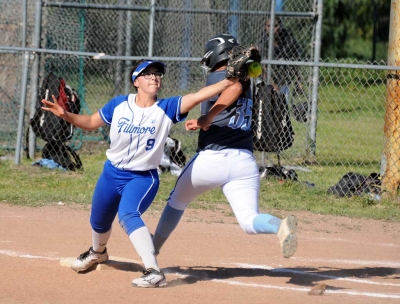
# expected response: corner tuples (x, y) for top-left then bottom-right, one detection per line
(201, 34), (239, 71)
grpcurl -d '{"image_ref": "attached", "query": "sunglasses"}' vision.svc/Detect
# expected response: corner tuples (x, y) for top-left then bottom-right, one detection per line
(140, 72), (164, 79)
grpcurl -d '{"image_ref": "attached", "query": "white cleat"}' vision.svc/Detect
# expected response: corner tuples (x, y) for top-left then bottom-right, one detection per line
(71, 247), (109, 272)
(132, 268), (167, 288)
(277, 215), (298, 258)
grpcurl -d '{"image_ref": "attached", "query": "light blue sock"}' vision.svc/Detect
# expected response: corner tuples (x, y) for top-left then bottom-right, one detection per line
(253, 214), (281, 234)
(153, 204), (184, 254)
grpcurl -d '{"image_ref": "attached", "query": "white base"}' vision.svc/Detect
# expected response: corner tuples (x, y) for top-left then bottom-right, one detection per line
(60, 256), (143, 271)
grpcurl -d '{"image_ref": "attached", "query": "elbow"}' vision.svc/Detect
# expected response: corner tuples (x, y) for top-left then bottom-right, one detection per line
(85, 126), (99, 131)
(75, 124), (98, 131)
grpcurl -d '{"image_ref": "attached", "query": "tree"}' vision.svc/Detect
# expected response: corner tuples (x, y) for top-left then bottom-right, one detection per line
(321, 0), (390, 61)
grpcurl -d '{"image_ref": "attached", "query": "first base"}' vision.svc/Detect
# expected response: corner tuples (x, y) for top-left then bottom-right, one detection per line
(60, 256), (142, 271)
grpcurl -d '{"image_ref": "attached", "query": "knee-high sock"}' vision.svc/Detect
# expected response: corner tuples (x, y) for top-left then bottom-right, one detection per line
(252, 214), (281, 234)
(92, 229), (112, 252)
(153, 204), (184, 255)
(129, 226), (159, 271)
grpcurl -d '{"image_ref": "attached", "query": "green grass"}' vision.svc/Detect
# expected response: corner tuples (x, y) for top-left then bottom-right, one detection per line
(1, 79), (400, 222)
(0, 150), (399, 222)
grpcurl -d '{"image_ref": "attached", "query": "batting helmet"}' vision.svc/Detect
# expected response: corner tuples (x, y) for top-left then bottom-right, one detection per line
(201, 34), (239, 71)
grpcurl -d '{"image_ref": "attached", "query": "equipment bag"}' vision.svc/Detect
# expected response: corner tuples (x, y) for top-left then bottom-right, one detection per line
(27, 72), (83, 171)
(42, 141), (83, 171)
(29, 72), (80, 143)
(327, 172), (381, 197)
(252, 82), (294, 153)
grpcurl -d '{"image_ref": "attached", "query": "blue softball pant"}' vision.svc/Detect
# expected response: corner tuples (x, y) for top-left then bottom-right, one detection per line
(90, 160), (159, 236)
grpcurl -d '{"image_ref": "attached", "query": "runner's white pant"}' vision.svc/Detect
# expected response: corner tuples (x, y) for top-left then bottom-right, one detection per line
(168, 149), (261, 234)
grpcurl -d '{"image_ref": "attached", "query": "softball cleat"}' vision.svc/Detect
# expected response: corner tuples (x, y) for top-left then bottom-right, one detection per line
(277, 215), (298, 258)
(71, 247), (109, 272)
(132, 268), (167, 288)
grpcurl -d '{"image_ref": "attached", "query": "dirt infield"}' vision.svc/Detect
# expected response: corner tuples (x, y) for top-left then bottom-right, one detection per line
(0, 203), (399, 304)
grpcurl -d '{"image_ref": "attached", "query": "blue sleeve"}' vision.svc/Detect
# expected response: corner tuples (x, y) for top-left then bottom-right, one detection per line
(157, 96), (188, 124)
(99, 95), (128, 125)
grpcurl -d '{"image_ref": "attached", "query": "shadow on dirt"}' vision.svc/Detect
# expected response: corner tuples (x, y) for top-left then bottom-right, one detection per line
(164, 265), (400, 289)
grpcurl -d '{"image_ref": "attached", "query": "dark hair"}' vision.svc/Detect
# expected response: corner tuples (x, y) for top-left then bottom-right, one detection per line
(266, 17), (283, 28)
(212, 59), (229, 72)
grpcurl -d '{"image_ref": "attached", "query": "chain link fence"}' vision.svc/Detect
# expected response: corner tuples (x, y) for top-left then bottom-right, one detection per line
(0, 0), (397, 194)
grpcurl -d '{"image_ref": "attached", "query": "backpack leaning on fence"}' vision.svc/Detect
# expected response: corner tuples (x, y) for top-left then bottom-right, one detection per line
(26, 72), (83, 171)
(252, 82), (295, 179)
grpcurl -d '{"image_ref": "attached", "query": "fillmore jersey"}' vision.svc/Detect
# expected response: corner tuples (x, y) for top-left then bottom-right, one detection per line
(99, 93), (187, 171)
(197, 70), (253, 152)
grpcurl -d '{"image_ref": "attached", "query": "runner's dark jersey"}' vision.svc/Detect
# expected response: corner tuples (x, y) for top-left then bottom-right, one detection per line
(197, 70), (253, 152)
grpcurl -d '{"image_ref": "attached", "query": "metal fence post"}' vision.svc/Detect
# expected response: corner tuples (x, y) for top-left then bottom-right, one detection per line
(180, 0), (193, 90)
(308, 0), (323, 157)
(124, 0), (133, 94)
(28, 0), (43, 160)
(260, 0), (277, 168)
(148, 0), (155, 57)
(266, 0), (276, 88)
(14, 0), (29, 164)
(114, 0), (125, 96)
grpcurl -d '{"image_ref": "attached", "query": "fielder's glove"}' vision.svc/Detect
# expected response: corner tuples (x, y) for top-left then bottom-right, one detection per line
(226, 44), (261, 81)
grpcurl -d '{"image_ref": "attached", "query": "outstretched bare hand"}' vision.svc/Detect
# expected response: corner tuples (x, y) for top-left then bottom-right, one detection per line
(41, 95), (66, 117)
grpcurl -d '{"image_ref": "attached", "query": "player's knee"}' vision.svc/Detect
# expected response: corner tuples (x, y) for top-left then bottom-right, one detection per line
(91, 225), (111, 234)
(90, 215), (113, 233)
(167, 198), (189, 211)
(118, 211), (144, 235)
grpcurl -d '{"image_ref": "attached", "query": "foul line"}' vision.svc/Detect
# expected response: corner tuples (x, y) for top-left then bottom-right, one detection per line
(0, 249), (60, 260)
(304, 236), (400, 248)
(291, 257), (400, 268)
(233, 263), (400, 287)
(1, 249), (399, 299)
(166, 270), (400, 299)
(211, 279), (400, 299)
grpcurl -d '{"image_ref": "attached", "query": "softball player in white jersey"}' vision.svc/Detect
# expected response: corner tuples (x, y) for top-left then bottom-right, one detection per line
(41, 59), (239, 288)
(152, 34), (298, 259)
